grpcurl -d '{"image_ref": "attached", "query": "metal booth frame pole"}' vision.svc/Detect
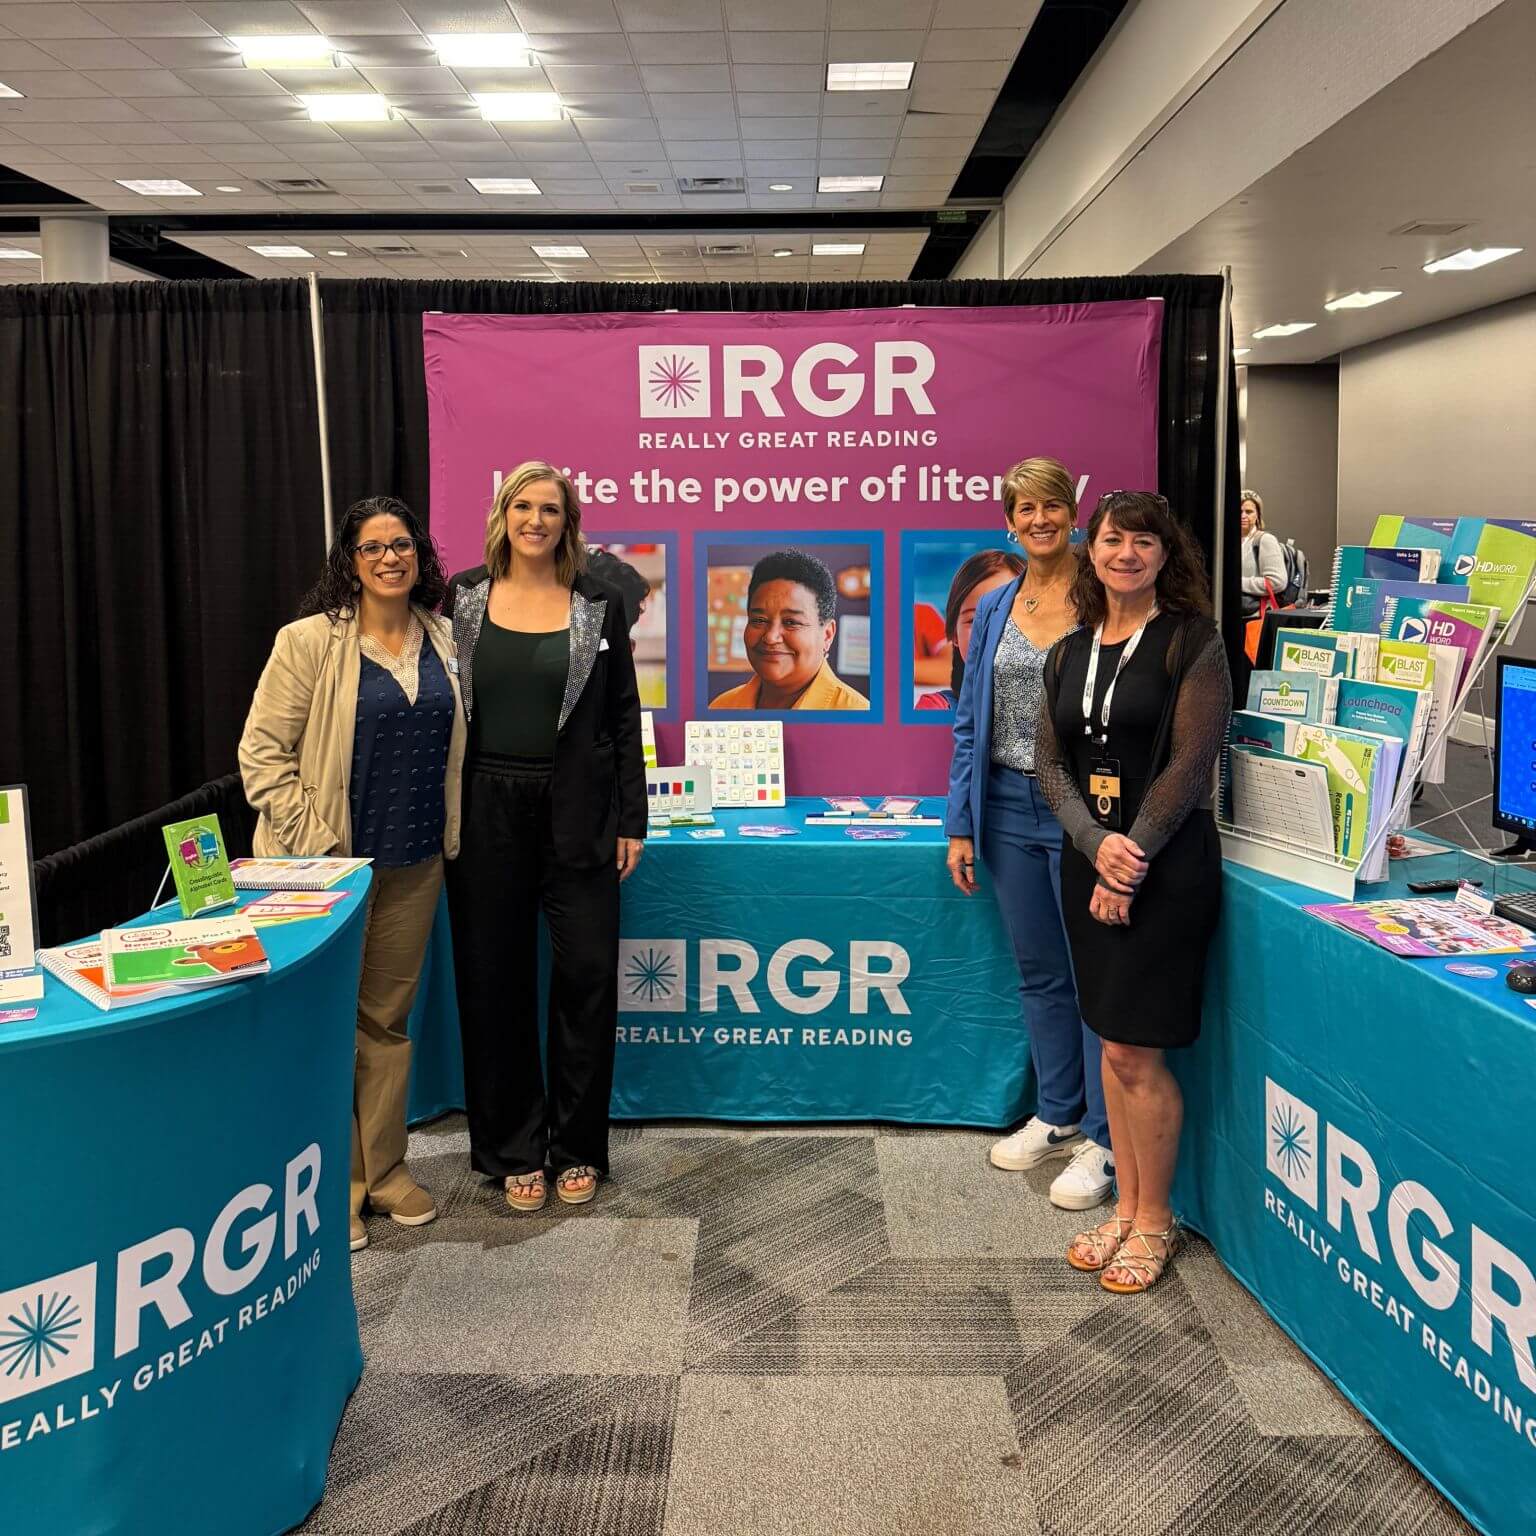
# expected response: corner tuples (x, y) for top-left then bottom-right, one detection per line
(1211, 263), (1233, 622)
(307, 270), (336, 551)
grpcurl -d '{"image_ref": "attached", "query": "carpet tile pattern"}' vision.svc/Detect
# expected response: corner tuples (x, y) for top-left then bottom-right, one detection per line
(297, 1117), (1475, 1536)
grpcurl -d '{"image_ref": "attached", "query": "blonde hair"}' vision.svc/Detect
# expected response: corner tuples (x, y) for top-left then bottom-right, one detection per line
(1002, 456), (1079, 522)
(1240, 488), (1264, 528)
(484, 460), (586, 586)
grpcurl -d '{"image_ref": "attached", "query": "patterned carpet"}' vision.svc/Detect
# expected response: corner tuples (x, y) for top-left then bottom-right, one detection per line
(297, 1116), (1475, 1536)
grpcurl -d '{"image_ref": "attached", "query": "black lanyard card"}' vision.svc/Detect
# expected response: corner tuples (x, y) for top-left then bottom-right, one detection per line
(1089, 757), (1122, 830)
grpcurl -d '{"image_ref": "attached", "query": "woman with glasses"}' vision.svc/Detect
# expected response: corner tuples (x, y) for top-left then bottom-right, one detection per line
(240, 495), (465, 1255)
(1036, 491), (1231, 1294)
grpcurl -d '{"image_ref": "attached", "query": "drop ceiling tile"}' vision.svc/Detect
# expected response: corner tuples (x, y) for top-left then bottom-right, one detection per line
(0, 3), (115, 37)
(0, 68), (106, 94)
(259, 115), (343, 135)
(742, 137), (814, 155)
(908, 82), (996, 112)
(207, 91), (304, 114)
(821, 117), (898, 140)
(542, 61), (643, 92)
(293, 139), (366, 157)
(46, 37), (170, 68)
(294, 0), (418, 31)
(399, 114), (497, 138)
(883, 171), (950, 191)
(652, 114), (735, 137)
(260, 61), (368, 87)
(731, 63), (820, 91)
(819, 139), (892, 160)
(357, 64), (462, 91)
(743, 157), (813, 175)
(188, 2), (314, 31)
(8, 119), (106, 141)
(613, 0), (717, 26)
(734, 90), (819, 115)
(578, 119), (662, 144)
(508, 0), (620, 30)
(184, 117), (263, 137)
(932, 0), (1026, 23)
(726, 29), (822, 62)
(820, 90), (906, 114)
(878, 189), (933, 207)
(4, 94), (146, 116)
(133, 91), (228, 115)
(898, 114), (979, 138)
(644, 89), (732, 116)
(0, 39), (67, 66)
(486, 117), (578, 139)
(668, 159), (743, 177)
(95, 119), (191, 140)
(625, 29), (720, 63)
(175, 64), (290, 91)
(723, 0), (825, 28)
(596, 156), (666, 175)
(888, 154), (962, 174)
(638, 61), (726, 91)
(81, 3), (219, 37)
(921, 25), (1021, 60)
(84, 65), (197, 91)
(133, 35), (241, 64)
(736, 116), (807, 138)
(564, 92), (650, 118)
(340, 135), (423, 155)
(523, 31), (634, 63)
(679, 189), (744, 206)
(827, 28), (923, 59)
(447, 64), (544, 92)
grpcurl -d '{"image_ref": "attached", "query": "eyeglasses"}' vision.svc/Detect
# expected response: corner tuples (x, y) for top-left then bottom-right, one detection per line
(1095, 491), (1169, 512)
(354, 537), (417, 561)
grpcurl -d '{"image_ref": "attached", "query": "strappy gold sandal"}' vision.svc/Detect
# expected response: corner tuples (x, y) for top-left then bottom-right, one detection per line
(1100, 1221), (1181, 1294)
(555, 1165), (599, 1205)
(504, 1172), (547, 1213)
(1066, 1214), (1134, 1273)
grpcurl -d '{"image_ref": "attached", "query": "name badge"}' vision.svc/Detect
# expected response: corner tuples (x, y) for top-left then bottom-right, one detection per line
(1089, 758), (1122, 830)
(446, 657), (459, 675)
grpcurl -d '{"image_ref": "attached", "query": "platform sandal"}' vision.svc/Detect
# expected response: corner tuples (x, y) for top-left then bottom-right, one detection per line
(1100, 1220), (1181, 1294)
(505, 1172), (547, 1213)
(555, 1165), (599, 1205)
(1066, 1214), (1134, 1273)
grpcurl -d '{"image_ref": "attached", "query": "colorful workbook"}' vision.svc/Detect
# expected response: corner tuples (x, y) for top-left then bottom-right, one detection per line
(1329, 577), (1467, 635)
(1331, 545), (1443, 593)
(229, 856), (370, 891)
(1371, 516), (1536, 632)
(1368, 516), (1469, 562)
(38, 940), (183, 1012)
(1373, 638), (1456, 783)
(1225, 745), (1337, 858)
(1245, 669), (1327, 722)
(102, 915), (270, 992)
(1379, 597), (1500, 696)
(1333, 677), (1430, 811)
(161, 812), (236, 917)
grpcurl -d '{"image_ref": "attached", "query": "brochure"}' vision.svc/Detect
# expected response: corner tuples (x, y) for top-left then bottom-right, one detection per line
(229, 856), (371, 891)
(0, 784), (41, 1004)
(1245, 669), (1326, 722)
(103, 915), (270, 991)
(238, 890), (350, 927)
(161, 813), (236, 917)
(1305, 897), (1536, 958)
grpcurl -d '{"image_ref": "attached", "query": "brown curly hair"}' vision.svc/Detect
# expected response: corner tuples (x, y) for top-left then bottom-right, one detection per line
(1069, 491), (1212, 629)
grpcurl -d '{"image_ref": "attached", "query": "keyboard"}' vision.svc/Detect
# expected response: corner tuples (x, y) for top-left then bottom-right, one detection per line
(1493, 890), (1536, 930)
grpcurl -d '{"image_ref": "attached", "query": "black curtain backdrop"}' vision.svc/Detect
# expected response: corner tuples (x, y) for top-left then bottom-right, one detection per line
(0, 280), (324, 855)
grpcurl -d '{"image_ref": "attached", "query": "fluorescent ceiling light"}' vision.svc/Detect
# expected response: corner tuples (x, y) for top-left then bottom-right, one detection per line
(813, 242), (865, 256)
(473, 92), (562, 122)
(1324, 289), (1402, 311)
(326, 249), (348, 256)
(1423, 246), (1522, 273)
(215, 184), (243, 193)
(1251, 321), (1316, 339)
(116, 178), (201, 197)
(772, 248), (793, 257)
(249, 244), (314, 258)
(1232, 348), (1250, 357)
(826, 62), (914, 91)
(818, 175), (883, 193)
(0, 246), (38, 259)
(230, 35), (336, 69)
(300, 94), (391, 122)
(468, 177), (541, 195)
(533, 244), (588, 259)
(430, 33), (531, 67)
(0, 81), (22, 99)
(769, 182), (793, 192)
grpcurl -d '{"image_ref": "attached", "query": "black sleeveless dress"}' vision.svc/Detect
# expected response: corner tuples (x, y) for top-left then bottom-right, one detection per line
(1046, 613), (1224, 1048)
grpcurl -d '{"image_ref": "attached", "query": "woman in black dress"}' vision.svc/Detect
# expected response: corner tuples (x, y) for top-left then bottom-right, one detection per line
(1036, 492), (1231, 1294)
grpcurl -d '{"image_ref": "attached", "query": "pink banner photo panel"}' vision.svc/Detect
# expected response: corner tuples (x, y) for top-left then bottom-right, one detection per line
(424, 302), (1162, 794)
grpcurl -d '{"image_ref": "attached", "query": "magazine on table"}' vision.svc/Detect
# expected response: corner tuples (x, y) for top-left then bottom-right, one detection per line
(1304, 897), (1536, 958)
(229, 856), (371, 890)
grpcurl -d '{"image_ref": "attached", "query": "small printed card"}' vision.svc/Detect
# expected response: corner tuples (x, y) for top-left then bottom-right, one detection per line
(161, 813), (236, 917)
(874, 796), (922, 817)
(846, 825), (910, 840)
(688, 828), (727, 839)
(738, 824), (800, 838)
(0, 1007), (38, 1024)
(825, 796), (871, 814)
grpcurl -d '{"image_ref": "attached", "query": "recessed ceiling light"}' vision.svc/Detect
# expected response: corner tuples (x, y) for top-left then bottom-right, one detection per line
(1233, 348), (1251, 357)
(533, 244), (588, 259)
(772, 248), (793, 257)
(230, 35), (336, 69)
(326, 249), (348, 256)
(215, 185), (244, 194)
(769, 182), (793, 192)
(116, 178), (201, 197)
(817, 175), (883, 193)
(826, 62), (914, 91)
(1251, 321), (1316, 339)
(1423, 246), (1522, 273)
(813, 242), (865, 256)
(1324, 289), (1402, 311)
(430, 33), (531, 67)
(299, 94), (391, 122)
(0, 246), (38, 259)
(473, 92), (563, 122)
(468, 177), (541, 195)
(0, 81), (23, 99)
(248, 245), (314, 258)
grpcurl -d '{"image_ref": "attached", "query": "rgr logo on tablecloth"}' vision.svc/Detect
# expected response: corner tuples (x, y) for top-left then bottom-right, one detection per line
(1265, 1078), (1318, 1206)
(619, 939), (687, 1012)
(0, 1266), (97, 1407)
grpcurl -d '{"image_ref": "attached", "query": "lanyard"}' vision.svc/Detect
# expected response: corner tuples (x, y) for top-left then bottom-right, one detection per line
(1082, 607), (1157, 742)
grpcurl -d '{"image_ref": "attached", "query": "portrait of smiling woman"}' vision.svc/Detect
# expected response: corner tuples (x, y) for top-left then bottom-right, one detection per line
(709, 548), (870, 711)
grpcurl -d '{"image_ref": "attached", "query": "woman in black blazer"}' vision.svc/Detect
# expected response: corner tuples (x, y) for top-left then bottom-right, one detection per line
(444, 460), (646, 1212)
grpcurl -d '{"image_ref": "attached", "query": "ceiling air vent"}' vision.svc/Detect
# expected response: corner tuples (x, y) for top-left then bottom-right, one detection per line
(677, 176), (744, 194)
(412, 183), (458, 195)
(701, 243), (750, 257)
(624, 180), (664, 195)
(1390, 219), (1473, 238)
(254, 177), (334, 195)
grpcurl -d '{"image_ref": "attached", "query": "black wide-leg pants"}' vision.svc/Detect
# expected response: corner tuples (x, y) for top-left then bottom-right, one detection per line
(446, 753), (619, 1178)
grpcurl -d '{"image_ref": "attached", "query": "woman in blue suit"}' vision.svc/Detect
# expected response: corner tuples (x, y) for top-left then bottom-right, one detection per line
(944, 457), (1111, 1211)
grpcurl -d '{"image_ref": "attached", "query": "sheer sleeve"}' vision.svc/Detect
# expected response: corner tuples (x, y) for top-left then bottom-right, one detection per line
(1035, 648), (1111, 867)
(1127, 627), (1233, 859)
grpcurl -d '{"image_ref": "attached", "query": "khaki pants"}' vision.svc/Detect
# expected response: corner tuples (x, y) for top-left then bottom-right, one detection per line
(351, 856), (443, 1218)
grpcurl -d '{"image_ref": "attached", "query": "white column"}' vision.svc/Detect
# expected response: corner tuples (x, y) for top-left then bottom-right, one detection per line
(40, 214), (110, 283)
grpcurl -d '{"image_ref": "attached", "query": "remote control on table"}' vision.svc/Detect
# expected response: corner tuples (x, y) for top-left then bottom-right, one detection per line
(1406, 878), (1482, 894)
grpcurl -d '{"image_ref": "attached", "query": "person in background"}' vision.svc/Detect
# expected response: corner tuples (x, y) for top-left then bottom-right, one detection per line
(586, 546), (651, 635)
(709, 549), (870, 710)
(916, 548), (1026, 710)
(444, 461), (646, 1214)
(944, 457), (1113, 1213)
(240, 495), (465, 1254)
(1036, 491), (1231, 1293)
(1240, 489), (1285, 617)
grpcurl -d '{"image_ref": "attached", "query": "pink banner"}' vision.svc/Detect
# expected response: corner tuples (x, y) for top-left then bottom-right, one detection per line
(425, 302), (1161, 793)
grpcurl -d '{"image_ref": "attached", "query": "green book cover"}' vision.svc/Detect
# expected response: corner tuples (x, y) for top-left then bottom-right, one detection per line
(1290, 726), (1380, 864)
(161, 813), (236, 917)
(104, 915), (268, 989)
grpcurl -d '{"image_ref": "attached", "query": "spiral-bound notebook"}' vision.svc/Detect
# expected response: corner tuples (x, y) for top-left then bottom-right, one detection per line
(229, 856), (371, 891)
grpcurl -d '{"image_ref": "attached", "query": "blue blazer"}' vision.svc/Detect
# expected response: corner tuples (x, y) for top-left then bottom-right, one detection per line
(944, 575), (1022, 844)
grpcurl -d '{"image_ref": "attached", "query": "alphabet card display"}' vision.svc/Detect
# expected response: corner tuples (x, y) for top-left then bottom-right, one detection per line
(684, 720), (786, 807)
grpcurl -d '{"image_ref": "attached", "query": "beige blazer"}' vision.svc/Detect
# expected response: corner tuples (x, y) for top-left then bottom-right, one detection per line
(238, 607), (466, 860)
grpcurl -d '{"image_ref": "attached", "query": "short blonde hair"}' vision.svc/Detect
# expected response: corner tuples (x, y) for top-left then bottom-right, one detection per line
(1002, 456), (1078, 521)
(485, 460), (586, 586)
(1240, 488), (1264, 528)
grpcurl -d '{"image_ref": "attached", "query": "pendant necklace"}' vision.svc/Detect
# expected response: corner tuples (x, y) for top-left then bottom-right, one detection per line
(1020, 577), (1066, 615)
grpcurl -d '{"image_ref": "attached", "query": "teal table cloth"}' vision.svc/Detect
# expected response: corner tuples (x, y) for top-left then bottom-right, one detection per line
(1178, 845), (1536, 1536)
(1, 874), (370, 1536)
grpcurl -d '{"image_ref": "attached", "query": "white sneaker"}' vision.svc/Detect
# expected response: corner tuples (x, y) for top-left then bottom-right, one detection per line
(1049, 1140), (1115, 1211)
(989, 1117), (1083, 1171)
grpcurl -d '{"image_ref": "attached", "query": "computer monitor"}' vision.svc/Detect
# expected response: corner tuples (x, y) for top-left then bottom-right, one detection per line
(1492, 655), (1536, 840)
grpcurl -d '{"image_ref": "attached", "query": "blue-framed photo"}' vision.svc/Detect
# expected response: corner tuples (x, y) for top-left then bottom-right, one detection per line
(695, 531), (884, 723)
(586, 532), (678, 721)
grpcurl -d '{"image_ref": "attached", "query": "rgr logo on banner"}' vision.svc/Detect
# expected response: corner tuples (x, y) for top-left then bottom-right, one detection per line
(638, 342), (936, 420)
(1262, 1077), (1536, 1398)
(618, 937), (910, 1015)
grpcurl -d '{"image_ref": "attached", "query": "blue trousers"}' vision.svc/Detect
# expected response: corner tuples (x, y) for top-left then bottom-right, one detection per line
(980, 763), (1108, 1147)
